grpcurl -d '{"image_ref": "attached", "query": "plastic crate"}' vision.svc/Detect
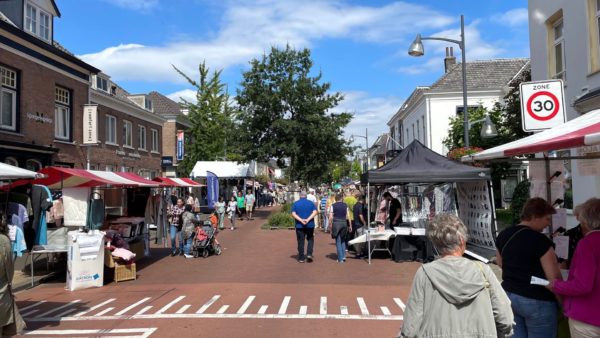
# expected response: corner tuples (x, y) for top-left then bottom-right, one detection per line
(114, 262), (136, 283)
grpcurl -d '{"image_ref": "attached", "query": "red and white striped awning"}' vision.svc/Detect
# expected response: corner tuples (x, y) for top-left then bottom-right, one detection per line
(463, 109), (600, 161)
(34, 167), (162, 189)
(153, 177), (204, 187)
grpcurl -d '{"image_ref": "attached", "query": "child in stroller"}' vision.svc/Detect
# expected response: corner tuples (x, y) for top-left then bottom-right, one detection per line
(192, 220), (222, 258)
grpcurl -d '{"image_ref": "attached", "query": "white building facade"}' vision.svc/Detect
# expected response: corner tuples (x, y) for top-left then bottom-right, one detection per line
(529, 0), (600, 208)
(388, 57), (529, 156)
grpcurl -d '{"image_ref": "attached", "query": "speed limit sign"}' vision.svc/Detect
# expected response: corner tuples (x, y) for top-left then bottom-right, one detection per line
(520, 80), (566, 132)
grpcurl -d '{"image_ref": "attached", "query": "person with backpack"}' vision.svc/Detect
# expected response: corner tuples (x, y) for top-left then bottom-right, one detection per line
(329, 193), (351, 263)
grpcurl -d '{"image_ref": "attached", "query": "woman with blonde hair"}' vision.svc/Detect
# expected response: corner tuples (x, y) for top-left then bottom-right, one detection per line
(399, 213), (513, 337)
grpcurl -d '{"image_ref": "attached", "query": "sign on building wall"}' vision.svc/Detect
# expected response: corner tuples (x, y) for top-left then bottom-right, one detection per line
(520, 80), (566, 132)
(176, 130), (184, 161)
(83, 104), (98, 144)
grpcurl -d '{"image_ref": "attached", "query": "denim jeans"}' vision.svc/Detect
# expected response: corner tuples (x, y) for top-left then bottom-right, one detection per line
(322, 213), (329, 232)
(183, 235), (193, 255)
(295, 227), (314, 260)
(507, 292), (557, 338)
(335, 234), (346, 262)
(170, 224), (183, 254)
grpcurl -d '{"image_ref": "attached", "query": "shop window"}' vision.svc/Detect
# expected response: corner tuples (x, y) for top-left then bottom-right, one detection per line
(25, 159), (42, 172)
(1, 66), (17, 131)
(5, 157), (18, 167)
(123, 120), (132, 147)
(54, 86), (71, 140)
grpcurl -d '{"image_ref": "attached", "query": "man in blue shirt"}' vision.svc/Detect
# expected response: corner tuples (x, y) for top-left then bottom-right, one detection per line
(291, 191), (318, 263)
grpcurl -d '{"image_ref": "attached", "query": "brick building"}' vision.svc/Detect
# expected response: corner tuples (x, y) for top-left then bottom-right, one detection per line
(147, 91), (190, 177)
(0, 0), (100, 170)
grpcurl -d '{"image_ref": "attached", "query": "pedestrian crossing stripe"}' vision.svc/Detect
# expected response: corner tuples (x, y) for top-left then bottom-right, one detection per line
(20, 295), (406, 322)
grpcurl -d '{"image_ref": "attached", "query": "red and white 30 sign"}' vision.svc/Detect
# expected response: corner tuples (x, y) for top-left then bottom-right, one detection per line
(520, 79), (566, 132)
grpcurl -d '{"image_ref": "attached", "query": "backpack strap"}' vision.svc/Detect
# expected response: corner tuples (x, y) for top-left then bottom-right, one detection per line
(499, 227), (528, 256)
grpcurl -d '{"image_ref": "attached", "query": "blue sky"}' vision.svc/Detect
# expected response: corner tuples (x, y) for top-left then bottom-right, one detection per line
(54, 0), (529, 145)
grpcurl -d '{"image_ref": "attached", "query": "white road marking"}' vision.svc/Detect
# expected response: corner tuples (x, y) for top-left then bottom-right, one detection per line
(340, 306), (348, 315)
(278, 296), (291, 314)
(320, 297), (327, 315)
(115, 297), (151, 316)
(21, 309), (39, 317)
(23, 328), (158, 338)
(196, 295), (221, 314)
(74, 298), (116, 317)
(36, 300), (81, 318)
(28, 313), (404, 321)
(176, 305), (191, 314)
(299, 306), (307, 315)
(380, 306), (391, 316)
(20, 301), (46, 312)
(55, 308), (78, 318)
(136, 306), (153, 315)
(236, 296), (255, 314)
(357, 297), (369, 315)
(155, 296), (185, 314)
(94, 307), (114, 317)
(393, 298), (406, 311)
(258, 305), (268, 314)
(216, 305), (229, 314)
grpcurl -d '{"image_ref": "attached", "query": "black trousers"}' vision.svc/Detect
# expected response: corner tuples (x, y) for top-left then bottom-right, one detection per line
(295, 227), (314, 260)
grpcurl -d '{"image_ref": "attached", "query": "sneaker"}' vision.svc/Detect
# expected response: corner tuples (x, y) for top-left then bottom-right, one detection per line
(230, 227), (235, 231)
(298, 259), (306, 263)
(306, 256), (313, 263)
(171, 249), (179, 257)
(184, 254), (194, 259)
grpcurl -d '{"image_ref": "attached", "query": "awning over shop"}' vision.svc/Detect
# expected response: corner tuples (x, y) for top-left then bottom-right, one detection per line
(0, 162), (41, 180)
(34, 167), (162, 189)
(463, 109), (600, 161)
(153, 177), (203, 187)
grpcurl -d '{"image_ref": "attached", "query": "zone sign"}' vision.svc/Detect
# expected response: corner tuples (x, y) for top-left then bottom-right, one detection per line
(520, 79), (566, 132)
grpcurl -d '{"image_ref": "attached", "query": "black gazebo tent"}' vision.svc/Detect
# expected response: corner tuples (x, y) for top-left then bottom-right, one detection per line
(364, 140), (490, 184)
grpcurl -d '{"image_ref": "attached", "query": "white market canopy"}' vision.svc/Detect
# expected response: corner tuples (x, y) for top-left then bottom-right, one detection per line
(0, 162), (40, 180)
(463, 108), (600, 161)
(190, 161), (256, 179)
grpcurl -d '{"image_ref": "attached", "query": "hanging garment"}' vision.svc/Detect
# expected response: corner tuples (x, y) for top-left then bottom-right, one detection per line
(31, 185), (53, 246)
(63, 187), (90, 227)
(10, 226), (27, 258)
(87, 198), (105, 230)
(7, 202), (28, 232)
(144, 194), (155, 225)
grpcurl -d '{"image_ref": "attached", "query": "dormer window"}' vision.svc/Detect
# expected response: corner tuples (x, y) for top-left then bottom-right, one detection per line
(24, 1), (52, 42)
(145, 99), (153, 111)
(96, 76), (108, 92)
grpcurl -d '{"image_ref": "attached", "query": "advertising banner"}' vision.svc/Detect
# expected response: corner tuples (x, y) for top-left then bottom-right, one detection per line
(206, 171), (219, 208)
(176, 130), (184, 161)
(83, 104), (98, 144)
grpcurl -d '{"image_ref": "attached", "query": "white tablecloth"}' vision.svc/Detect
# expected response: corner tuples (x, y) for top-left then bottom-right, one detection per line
(348, 229), (396, 245)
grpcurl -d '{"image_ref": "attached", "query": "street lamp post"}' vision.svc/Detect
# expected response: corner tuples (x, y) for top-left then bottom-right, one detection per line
(349, 128), (372, 264)
(409, 15), (470, 147)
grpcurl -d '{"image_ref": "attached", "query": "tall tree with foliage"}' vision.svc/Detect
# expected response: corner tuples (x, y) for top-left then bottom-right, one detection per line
(236, 45), (352, 184)
(174, 62), (236, 176)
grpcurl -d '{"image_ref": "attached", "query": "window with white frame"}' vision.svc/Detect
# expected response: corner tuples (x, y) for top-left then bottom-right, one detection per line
(24, 2), (51, 42)
(138, 125), (146, 150)
(96, 76), (108, 92)
(552, 18), (565, 80)
(54, 87), (70, 140)
(123, 120), (133, 147)
(105, 115), (117, 144)
(145, 99), (153, 111)
(1, 66), (17, 131)
(151, 128), (159, 152)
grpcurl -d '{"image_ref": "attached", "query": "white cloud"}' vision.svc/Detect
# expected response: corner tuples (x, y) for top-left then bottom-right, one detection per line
(103, 0), (158, 11)
(79, 0), (454, 83)
(491, 8), (528, 28)
(333, 91), (404, 147)
(167, 89), (197, 104)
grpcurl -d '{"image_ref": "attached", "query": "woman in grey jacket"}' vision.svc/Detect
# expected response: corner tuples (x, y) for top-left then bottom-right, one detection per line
(399, 214), (514, 338)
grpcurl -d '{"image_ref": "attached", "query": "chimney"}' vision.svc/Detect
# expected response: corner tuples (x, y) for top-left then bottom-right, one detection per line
(444, 47), (456, 73)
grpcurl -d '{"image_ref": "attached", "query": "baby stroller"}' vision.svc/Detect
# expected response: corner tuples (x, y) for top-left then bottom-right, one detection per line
(192, 221), (222, 258)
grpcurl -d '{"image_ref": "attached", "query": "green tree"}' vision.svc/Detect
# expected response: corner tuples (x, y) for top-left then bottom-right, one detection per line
(236, 45), (352, 184)
(173, 62), (236, 176)
(349, 159), (362, 181)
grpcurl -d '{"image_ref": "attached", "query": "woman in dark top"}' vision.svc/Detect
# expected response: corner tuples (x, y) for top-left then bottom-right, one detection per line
(329, 193), (350, 263)
(496, 197), (562, 338)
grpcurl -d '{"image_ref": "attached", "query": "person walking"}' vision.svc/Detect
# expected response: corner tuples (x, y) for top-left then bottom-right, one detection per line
(291, 191), (317, 263)
(0, 214), (26, 336)
(245, 190), (256, 220)
(215, 196), (226, 230)
(352, 193), (368, 259)
(167, 198), (185, 256)
(496, 197), (562, 338)
(547, 198), (600, 338)
(227, 196), (237, 230)
(181, 204), (201, 259)
(319, 192), (329, 232)
(399, 213), (514, 338)
(329, 193), (350, 263)
(236, 191), (245, 220)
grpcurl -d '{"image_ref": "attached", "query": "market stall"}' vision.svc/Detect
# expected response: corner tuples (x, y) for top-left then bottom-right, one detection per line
(190, 161), (256, 200)
(363, 140), (495, 263)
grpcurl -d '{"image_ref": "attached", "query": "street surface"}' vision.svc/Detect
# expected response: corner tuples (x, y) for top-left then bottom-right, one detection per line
(15, 207), (419, 338)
